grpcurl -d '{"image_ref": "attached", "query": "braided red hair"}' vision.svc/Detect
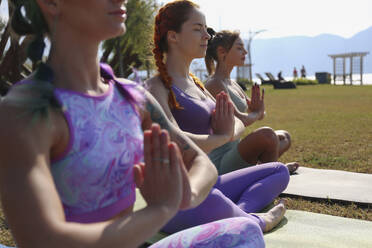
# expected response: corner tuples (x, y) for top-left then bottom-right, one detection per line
(153, 0), (204, 109)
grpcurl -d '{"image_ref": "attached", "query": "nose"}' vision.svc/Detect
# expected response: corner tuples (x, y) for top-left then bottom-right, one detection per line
(243, 48), (248, 55)
(204, 29), (211, 40)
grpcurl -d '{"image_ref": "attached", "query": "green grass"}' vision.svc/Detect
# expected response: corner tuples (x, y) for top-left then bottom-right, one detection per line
(1, 85), (372, 245)
(247, 84), (372, 221)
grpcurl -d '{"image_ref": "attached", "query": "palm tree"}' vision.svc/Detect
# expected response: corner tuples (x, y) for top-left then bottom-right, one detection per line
(0, 0), (158, 95)
(0, 1), (33, 95)
(101, 0), (157, 78)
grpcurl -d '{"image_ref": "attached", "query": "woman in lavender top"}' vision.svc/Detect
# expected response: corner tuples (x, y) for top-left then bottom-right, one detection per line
(0, 0), (265, 247)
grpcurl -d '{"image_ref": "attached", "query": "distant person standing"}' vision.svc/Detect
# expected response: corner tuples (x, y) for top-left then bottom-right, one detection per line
(301, 65), (306, 78)
(277, 71), (284, 81)
(293, 67), (298, 79)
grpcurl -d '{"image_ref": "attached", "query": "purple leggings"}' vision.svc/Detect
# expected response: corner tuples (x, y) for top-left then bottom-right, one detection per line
(162, 162), (289, 233)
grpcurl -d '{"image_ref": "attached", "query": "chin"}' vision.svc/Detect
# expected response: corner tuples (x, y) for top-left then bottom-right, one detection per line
(115, 23), (126, 35)
(106, 25), (126, 39)
(194, 51), (207, 59)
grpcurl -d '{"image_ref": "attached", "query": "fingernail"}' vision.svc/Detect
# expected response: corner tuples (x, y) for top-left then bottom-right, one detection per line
(161, 130), (167, 139)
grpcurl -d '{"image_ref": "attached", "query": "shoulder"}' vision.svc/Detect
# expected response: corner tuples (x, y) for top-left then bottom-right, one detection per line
(204, 77), (226, 96)
(2, 78), (70, 157)
(205, 77), (225, 90)
(114, 77), (144, 94)
(231, 80), (248, 96)
(0, 94), (59, 155)
(145, 75), (166, 91)
(115, 77), (137, 86)
(6, 76), (37, 96)
(144, 75), (170, 100)
(5, 76), (59, 108)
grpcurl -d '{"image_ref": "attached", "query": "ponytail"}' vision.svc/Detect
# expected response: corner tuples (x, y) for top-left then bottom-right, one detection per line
(205, 27), (216, 75)
(205, 29), (240, 76)
(205, 55), (216, 75)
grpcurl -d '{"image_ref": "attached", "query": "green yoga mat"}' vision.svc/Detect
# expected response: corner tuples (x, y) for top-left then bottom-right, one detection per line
(134, 190), (372, 247)
(264, 210), (372, 248)
(133, 189), (147, 211)
(283, 167), (372, 204)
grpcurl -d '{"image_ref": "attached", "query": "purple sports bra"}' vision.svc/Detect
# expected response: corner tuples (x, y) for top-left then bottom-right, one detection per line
(171, 85), (215, 135)
(50, 64), (144, 223)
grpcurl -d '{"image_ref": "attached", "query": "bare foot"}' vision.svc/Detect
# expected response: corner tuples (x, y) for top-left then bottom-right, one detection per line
(286, 162), (299, 174)
(256, 199), (286, 232)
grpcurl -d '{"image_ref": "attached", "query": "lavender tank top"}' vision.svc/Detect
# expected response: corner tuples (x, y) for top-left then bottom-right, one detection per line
(51, 64), (144, 223)
(171, 85), (215, 134)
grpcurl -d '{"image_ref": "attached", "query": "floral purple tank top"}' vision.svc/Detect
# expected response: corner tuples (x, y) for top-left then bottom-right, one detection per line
(51, 64), (144, 223)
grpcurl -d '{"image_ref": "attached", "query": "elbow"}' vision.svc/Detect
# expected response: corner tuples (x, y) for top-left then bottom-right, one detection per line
(189, 156), (217, 208)
(208, 160), (218, 184)
(235, 119), (246, 136)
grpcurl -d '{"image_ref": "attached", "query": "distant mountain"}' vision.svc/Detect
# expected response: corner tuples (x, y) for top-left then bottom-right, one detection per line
(248, 26), (372, 78)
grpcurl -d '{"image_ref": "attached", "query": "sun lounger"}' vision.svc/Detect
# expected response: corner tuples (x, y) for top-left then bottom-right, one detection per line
(255, 73), (273, 85)
(265, 72), (278, 82)
(265, 72), (296, 89)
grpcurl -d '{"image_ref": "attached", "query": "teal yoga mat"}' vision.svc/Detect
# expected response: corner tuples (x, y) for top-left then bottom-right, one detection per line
(283, 167), (372, 204)
(264, 210), (372, 248)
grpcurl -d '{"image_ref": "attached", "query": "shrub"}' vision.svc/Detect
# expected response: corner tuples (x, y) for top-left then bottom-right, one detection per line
(237, 78), (254, 85)
(294, 78), (319, 85)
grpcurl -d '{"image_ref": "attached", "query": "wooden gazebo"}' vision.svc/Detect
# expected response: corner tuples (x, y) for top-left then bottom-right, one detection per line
(328, 52), (369, 85)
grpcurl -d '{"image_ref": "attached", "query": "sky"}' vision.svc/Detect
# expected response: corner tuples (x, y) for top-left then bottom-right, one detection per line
(2, 0), (372, 39)
(158, 0), (372, 39)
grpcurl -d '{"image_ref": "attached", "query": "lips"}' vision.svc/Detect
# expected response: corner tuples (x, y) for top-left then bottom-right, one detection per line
(109, 9), (127, 17)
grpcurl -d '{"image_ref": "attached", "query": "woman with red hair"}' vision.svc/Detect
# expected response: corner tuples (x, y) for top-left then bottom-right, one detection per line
(147, 0), (289, 236)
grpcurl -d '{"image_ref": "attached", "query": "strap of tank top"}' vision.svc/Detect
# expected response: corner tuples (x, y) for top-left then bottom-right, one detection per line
(100, 63), (115, 81)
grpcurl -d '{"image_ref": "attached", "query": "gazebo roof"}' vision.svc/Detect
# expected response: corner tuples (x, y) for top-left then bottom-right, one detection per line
(328, 52), (369, 58)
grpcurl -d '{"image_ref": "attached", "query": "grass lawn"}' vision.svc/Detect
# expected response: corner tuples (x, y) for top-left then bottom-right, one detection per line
(0, 84), (371, 246)
(246, 84), (372, 221)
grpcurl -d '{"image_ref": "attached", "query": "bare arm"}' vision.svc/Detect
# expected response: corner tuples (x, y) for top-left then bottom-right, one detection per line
(0, 96), (181, 248)
(141, 88), (217, 208)
(205, 79), (263, 127)
(146, 78), (237, 153)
